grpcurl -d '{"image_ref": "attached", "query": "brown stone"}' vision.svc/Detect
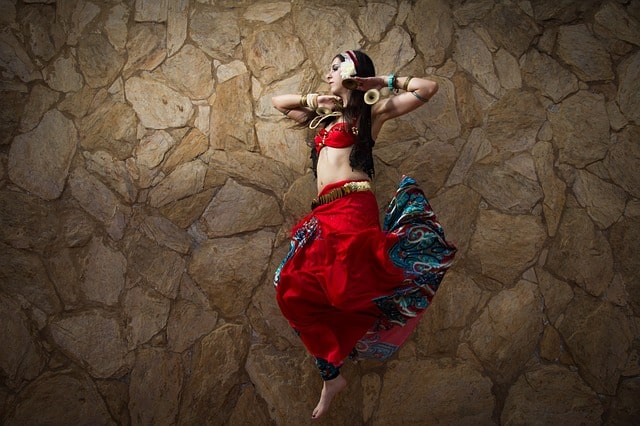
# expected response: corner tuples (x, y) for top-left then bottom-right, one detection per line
(179, 324), (250, 424)
(79, 99), (138, 160)
(166, 299), (218, 352)
(573, 169), (626, 229)
(8, 109), (77, 200)
(210, 72), (256, 151)
(556, 24), (614, 82)
(466, 163), (542, 214)
(128, 237), (184, 299)
(161, 44), (213, 99)
(484, 3), (540, 57)
(78, 33), (125, 88)
(375, 359), (494, 424)
(244, 28), (305, 85)
(556, 294), (633, 394)
(532, 141), (566, 236)
(245, 344), (319, 425)
(415, 270), (483, 357)
(406, 0), (453, 65)
(548, 90), (609, 167)
(429, 184), (481, 258)
(467, 280), (543, 383)
(453, 28), (500, 96)
(19, 84), (60, 132)
(139, 215), (192, 254)
(68, 167), (131, 241)
(616, 51), (640, 123)
(148, 160), (207, 208)
(129, 348), (182, 425)
(539, 325), (574, 365)
(125, 75), (194, 130)
(0, 243), (62, 315)
(0, 189), (58, 250)
(189, 6), (240, 60)
(520, 49), (578, 102)
(227, 384), (273, 426)
(535, 267), (574, 324)
(291, 5), (362, 74)
(81, 238), (126, 306)
(610, 217), (640, 315)
(485, 90), (546, 156)
(48, 310), (133, 378)
(188, 230), (275, 317)
(469, 210), (546, 284)
(605, 125), (640, 198)
(4, 371), (115, 425)
(84, 150), (138, 204)
(123, 23), (167, 78)
(0, 292), (46, 389)
(122, 286), (170, 347)
(162, 128), (208, 174)
(547, 208), (613, 297)
(501, 364), (602, 425)
(202, 178), (283, 238)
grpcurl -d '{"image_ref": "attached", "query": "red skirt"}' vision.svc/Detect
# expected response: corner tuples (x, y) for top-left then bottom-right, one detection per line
(274, 176), (456, 365)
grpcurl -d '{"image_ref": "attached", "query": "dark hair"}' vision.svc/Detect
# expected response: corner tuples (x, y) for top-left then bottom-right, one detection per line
(309, 50), (376, 178)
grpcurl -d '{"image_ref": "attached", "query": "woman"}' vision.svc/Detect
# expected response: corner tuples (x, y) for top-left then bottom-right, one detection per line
(271, 50), (456, 419)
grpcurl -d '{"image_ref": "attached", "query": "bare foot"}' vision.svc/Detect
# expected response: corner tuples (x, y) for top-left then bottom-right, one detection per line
(311, 374), (347, 420)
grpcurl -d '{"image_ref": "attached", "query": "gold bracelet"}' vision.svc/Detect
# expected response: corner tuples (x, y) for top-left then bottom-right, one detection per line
(403, 76), (413, 91)
(300, 94), (307, 107)
(307, 93), (319, 110)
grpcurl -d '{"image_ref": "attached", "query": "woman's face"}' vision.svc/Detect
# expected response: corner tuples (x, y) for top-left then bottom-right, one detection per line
(326, 57), (345, 95)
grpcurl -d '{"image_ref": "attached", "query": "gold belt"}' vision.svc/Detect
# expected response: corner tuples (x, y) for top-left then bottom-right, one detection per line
(311, 181), (372, 210)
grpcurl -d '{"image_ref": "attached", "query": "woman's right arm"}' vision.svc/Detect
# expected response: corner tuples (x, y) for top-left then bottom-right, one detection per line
(272, 94), (311, 124)
(272, 94), (341, 124)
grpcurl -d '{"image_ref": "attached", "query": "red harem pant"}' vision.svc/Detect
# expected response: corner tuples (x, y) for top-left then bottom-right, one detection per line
(274, 176), (456, 366)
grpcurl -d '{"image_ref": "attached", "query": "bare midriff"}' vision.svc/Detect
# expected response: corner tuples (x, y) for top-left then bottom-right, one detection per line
(316, 145), (370, 194)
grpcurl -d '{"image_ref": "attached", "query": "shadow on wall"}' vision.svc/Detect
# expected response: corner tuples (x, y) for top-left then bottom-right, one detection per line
(1, 0), (639, 425)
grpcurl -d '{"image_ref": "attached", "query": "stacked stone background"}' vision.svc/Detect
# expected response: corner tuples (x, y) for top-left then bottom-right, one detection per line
(1, 0), (639, 424)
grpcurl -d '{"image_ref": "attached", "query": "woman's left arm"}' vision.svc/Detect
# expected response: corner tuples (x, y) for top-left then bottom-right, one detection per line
(374, 75), (438, 122)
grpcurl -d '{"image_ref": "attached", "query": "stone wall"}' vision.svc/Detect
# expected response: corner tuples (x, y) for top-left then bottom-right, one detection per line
(1, 0), (639, 424)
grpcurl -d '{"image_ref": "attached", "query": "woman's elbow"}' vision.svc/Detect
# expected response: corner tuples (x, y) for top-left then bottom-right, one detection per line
(428, 80), (439, 98)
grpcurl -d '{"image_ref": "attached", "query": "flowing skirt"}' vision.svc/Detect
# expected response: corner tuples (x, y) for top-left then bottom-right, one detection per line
(274, 176), (456, 365)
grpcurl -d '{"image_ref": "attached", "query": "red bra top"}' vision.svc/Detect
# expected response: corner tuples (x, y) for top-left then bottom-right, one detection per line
(314, 122), (357, 153)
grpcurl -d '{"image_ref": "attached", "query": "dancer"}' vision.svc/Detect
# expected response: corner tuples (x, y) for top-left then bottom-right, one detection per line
(272, 50), (456, 419)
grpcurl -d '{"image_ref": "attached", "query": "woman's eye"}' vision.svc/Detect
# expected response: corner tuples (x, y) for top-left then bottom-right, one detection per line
(332, 65), (339, 71)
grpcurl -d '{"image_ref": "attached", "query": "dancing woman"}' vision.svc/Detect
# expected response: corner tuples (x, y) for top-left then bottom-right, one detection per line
(272, 50), (456, 419)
